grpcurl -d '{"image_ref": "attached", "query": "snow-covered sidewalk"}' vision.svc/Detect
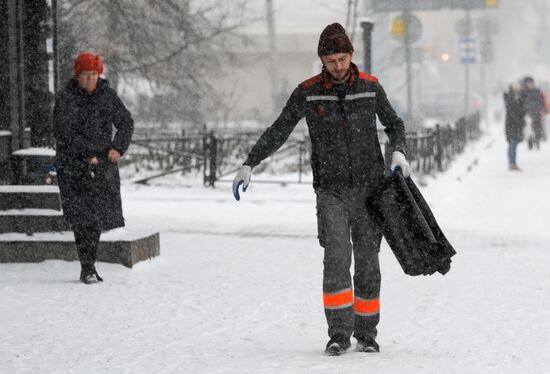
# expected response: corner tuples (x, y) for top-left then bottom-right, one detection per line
(1, 126), (550, 374)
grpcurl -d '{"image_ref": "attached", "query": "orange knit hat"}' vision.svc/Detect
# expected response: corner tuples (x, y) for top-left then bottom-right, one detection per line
(74, 52), (104, 77)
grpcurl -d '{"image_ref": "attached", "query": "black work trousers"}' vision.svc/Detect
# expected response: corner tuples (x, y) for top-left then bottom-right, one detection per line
(315, 185), (383, 341)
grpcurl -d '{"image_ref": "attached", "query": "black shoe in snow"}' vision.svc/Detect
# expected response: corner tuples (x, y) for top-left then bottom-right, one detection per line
(356, 337), (380, 353)
(325, 336), (351, 356)
(80, 266), (103, 284)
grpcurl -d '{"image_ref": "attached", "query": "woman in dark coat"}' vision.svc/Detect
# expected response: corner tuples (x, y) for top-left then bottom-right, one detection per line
(503, 82), (526, 170)
(53, 53), (134, 283)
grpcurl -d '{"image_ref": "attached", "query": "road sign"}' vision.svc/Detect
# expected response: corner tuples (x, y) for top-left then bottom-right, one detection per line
(373, 0), (497, 12)
(391, 14), (423, 43)
(460, 38), (476, 64)
(392, 17), (407, 38)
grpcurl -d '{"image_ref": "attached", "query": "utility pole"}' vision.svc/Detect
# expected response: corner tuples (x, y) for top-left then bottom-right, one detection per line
(480, 56), (487, 126)
(478, 13), (498, 128)
(266, 0), (280, 116)
(464, 8), (471, 117)
(360, 20), (374, 73)
(404, 4), (413, 122)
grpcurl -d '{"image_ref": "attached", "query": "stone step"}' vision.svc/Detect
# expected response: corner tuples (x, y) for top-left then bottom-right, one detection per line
(0, 230), (160, 268)
(0, 185), (62, 210)
(0, 210), (69, 233)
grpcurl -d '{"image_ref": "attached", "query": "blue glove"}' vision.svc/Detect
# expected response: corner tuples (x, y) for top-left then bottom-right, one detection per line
(390, 151), (411, 178)
(232, 166), (252, 201)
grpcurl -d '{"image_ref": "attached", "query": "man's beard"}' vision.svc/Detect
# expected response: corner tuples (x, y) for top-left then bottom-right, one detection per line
(331, 69), (350, 82)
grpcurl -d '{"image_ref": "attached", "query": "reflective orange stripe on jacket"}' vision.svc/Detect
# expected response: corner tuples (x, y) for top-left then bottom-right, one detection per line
(354, 296), (380, 316)
(323, 288), (353, 310)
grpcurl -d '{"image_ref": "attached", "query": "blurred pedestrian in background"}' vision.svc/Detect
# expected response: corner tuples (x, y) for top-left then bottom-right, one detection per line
(522, 76), (546, 149)
(503, 82), (526, 171)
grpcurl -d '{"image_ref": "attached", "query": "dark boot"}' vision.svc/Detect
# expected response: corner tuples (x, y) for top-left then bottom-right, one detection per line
(325, 335), (351, 356)
(80, 264), (103, 284)
(74, 227), (102, 284)
(356, 336), (380, 353)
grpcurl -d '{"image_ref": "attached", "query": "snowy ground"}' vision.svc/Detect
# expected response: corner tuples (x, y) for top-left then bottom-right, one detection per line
(1, 124), (550, 374)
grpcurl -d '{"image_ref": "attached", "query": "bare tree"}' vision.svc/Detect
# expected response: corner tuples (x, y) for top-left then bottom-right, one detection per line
(59, 0), (256, 128)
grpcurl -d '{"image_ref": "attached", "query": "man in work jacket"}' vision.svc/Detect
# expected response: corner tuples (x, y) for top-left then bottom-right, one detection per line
(232, 23), (410, 356)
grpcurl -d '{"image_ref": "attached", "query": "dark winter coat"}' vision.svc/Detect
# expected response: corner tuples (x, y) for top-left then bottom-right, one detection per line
(503, 91), (526, 143)
(53, 78), (134, 230)
(522, 87), (545, 117)
(243, 63), (406, 189)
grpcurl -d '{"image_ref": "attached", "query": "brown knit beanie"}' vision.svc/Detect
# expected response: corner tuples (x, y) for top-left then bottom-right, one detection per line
(317, 23), (354, 57)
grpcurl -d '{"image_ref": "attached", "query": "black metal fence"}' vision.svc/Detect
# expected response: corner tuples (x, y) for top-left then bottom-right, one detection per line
(125, 128), (310, 185)
(123, 130), (207, 184)
(393, 112), (481, 174)
(125, 112), (481, 185)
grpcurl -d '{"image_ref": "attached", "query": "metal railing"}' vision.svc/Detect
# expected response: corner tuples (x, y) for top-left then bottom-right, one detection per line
(124, 112), (481, 185)
(390, 112), (481, 174)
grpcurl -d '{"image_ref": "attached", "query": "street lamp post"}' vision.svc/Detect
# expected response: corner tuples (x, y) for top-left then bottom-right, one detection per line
(360, 20), (374, 74)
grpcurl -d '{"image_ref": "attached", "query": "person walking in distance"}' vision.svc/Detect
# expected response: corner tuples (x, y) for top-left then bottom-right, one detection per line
(53, 53), (134, 284)
(503, 82), (526, 171)
(522, 76), (546, 149)
(232, 23), (410, 355)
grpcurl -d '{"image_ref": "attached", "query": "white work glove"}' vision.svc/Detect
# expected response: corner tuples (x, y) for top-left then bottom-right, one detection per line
(232, 165), (252, 201)
(390, 151), (411, 178)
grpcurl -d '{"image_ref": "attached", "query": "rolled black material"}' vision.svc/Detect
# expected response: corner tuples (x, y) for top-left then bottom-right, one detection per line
(367, 173), (456, 276)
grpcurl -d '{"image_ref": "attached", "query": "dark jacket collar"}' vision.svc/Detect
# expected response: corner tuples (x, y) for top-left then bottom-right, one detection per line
(65, 77), (110, 96)
(321, 62), (360, 90)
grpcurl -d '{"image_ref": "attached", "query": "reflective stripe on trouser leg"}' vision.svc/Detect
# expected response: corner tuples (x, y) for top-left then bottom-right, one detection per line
(316, 188), (355, 339)
(354, 296), (380, 316)
(324, 288), (354, 309)
(350, 187), (383, 340)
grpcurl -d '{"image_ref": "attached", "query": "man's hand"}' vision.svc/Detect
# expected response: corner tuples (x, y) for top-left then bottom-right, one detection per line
(232, 166), (252, 201)
(390, 151), (411, 178)
(89, 156), (99, 166)
(108, 149), (121, 163)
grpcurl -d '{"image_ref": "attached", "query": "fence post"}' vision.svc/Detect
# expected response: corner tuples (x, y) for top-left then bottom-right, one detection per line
(426, 131), (435, 173)
(202, 132), (208, 185)
(455, 117), (465, 154)
(207, 131), (217, 186)
(179, 129), (186, 172)
(424, 133), (428, 174)
(435, 124), (443, 171)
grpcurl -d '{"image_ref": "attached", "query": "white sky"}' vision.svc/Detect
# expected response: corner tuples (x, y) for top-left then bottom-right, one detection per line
(244, 0), (353, 34)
